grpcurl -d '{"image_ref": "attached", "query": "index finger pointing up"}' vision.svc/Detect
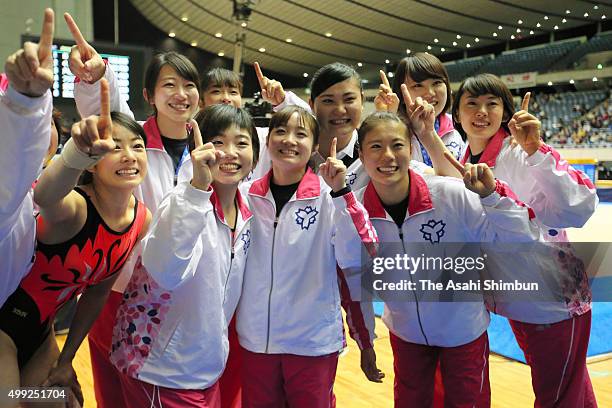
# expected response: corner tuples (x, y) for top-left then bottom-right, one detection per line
(99, 78), (111, 120)
(379, 70), (390, 88)
(254, 62), (266, 88)
(400, 84), (413, 108)
(64, 13), (89, 51)
(521, 92), (531, 112)
(38, 9), (54, 61)
(330, 137), (337, 159)
(190, 119), (204, 148)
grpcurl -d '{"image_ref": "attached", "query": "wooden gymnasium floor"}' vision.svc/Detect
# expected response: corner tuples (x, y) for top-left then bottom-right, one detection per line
(57, 204), (612, 407)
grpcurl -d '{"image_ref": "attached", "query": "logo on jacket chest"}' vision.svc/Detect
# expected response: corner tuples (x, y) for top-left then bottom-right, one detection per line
(295, 206), (319, 230)
(419, 219), (446, 243)
(241, 230), (251, 254)
(346, 172), (357, 186)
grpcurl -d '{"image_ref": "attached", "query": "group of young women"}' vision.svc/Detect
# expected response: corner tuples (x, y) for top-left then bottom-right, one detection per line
(0, 7), (599, 408)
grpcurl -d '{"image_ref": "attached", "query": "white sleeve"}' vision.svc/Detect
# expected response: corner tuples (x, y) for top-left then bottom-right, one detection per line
(523, 145), (598, 228)
(329, 190), (378, 350)
(141, 181), (214, 290)
(74, 63), (134, 119)
(330, 191), (378, 270)
(459, 179), (540, 242)
(245, 126), (272, 181)
(337, 265), (377, 350)
(0, 86), (51, 227)
(273, 91), (311, 113)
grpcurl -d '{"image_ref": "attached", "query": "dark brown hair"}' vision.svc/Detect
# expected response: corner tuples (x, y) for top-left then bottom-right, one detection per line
(393, 53), (451, 119)
(143, 52), (200, 114)
(310, 62), (362, 101)
(268, 106), (320, 147)
(192, 104), (259, 169)
(200, 68), (243, 94)
(357, 111), (411, 147)
(79, 112), (147, 185)
(451, 73), (515, 140)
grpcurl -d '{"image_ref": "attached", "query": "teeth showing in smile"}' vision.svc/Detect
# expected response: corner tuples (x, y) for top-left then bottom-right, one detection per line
(280, 149), (299, 156)
(169, 103), (189, 110)
(330, 119), (350, 125)
(472, 121), (489, 128)
(116, 169), (138, 176)
(378, 166), (398, 173)
(219, 163), (240, 171)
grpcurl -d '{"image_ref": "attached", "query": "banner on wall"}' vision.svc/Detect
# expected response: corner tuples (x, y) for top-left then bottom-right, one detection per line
(501, 72), (537, 89)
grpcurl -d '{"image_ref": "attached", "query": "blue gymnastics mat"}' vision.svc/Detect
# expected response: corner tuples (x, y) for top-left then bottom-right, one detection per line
(372, 299), (612, 363)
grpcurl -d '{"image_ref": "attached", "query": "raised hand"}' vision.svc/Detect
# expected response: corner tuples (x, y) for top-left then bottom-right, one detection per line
(319, 137), (347, 192)
(254, 62), (285, 106)
(374, 70), (399, 113)
(360, 347), (385, 383)
(444, 151), (496, 198)
(64, 13), (106, 84)
(4, 8), (54, 97)
(70, 78), (116, 157)
(508, 92), (542, 156)
(190, 119), (224, 191)
(400, 84), (435, 140)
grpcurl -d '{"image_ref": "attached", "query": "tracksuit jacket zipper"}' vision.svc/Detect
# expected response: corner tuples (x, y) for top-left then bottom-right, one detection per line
(399, 227), (430, 346)
(265, 215), (279, 353)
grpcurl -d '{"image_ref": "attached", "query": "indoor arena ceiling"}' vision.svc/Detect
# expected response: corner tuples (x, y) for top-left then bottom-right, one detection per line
(129, 0), (611, 81)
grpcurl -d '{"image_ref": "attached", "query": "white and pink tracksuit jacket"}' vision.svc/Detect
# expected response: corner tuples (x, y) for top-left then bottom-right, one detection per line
(461, 129), (599, 324)
(410, 112), (466, 165)
(0, 79), (52, 307)
(349, 170), (540, 347)
(236, 168), (378, 356)
(110, 182), (253, 389)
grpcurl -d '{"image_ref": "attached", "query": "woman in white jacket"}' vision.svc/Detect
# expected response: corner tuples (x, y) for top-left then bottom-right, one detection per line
(0, 9), (54, 309)
(237, 105), (379, 408)
(352, 92), (539, 406)
(110, 105), (259, 407)
(64, 13), (203, 406)
(452, 73), (599, 407)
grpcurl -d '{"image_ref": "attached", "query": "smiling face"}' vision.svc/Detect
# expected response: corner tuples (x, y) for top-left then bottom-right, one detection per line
(200, 84), (242, 108)
(90, 125), (148, 190)
(209, 125), (254, 186)
(456, 93), (506, 146)
(311, 77), (362, 144)
(267, 111), (316, 178)
(404, 75), (448, 118)
(359, 121), (411, 189)
(147, 65), (199, 124)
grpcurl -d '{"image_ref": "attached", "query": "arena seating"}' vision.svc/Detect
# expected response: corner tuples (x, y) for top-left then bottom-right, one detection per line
(444, 55), (493, 82)
(476, 39), (582, 76)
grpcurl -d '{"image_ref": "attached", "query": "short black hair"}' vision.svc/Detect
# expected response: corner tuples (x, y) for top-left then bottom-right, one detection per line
(393, 53), (452, 118)
(452, 73), (515, 140)
(79, 112), (147, 185)
(357, 111), (410, 147)
(268, 106), (320, 146)
(310, 62), (362, 101)
(192, 104), (259, 169)
(144, 52), (200, 113)
(200, 67), (243, 94)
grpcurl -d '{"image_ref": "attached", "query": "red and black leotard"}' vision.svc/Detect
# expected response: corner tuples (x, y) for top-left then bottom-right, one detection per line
(0, 187), (146, 366)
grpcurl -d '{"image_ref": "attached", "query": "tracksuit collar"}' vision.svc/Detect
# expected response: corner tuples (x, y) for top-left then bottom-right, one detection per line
(249, 167), (321, 199)
(461, 128), (509, 167)
(363, 169), (434, 221)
